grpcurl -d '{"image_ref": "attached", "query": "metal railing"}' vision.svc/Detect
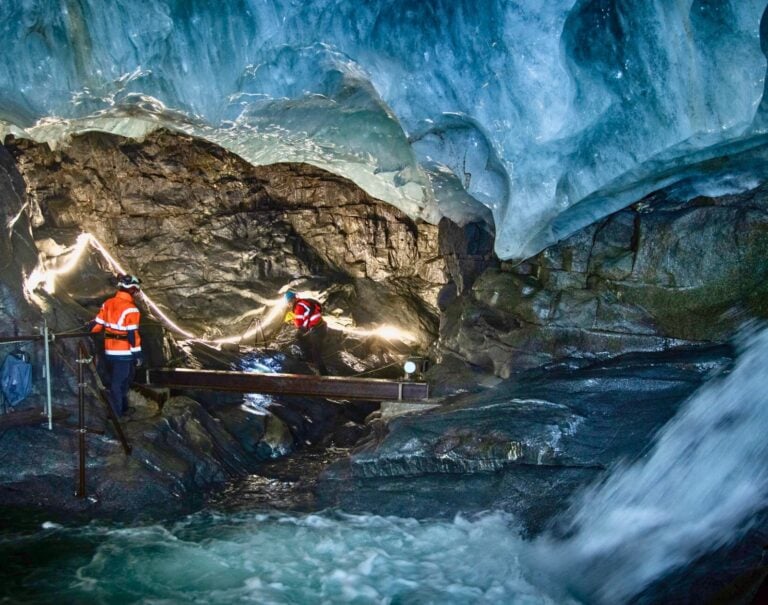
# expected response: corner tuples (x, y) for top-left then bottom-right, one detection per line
(0, 323), (100, 429)
(1, 325), (132, 498)
(75, 342), (132, 498)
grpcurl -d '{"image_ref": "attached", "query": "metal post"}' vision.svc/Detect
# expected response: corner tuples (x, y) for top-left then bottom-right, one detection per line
(42, 320), (53, 430)
(75, 344), (89, 498)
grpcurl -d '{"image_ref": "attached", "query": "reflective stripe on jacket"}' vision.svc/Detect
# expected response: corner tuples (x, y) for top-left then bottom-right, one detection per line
(292, 298), (323, 330)
(91, 290), (142, 357)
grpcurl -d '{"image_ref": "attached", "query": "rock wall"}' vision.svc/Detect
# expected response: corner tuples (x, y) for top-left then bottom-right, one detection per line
(0, 129), (448, 518)
(0, 145), (41, 334)
(0, 392), (292, 519)
(438, 184), (768, 377)
(6, 130), (445, 344)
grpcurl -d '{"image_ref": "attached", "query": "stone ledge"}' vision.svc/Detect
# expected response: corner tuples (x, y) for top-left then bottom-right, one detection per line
(380, 399), (441, 420)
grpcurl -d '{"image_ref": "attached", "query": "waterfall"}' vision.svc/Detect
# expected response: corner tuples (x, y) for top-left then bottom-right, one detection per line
(534, 327), (768, 603)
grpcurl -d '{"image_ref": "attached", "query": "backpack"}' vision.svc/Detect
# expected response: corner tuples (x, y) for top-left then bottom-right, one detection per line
(1, 350), (32, 411)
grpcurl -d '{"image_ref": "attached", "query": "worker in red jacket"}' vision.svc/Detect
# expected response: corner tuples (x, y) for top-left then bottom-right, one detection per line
(284, 291), (329, 375)
(89, 274), (144, 417)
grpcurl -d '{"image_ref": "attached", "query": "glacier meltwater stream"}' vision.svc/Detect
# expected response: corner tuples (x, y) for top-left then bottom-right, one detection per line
(1, 329), (767, 604)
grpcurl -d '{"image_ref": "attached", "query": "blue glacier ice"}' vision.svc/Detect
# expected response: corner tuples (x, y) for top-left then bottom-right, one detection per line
(0, 0), (766, 260)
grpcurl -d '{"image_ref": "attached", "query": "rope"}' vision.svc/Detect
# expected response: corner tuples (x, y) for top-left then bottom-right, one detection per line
(238, 317), (270, 347)
(349, 360), (404, 377)
(237, 317), (259, 347)
(0, 338), (38, 346)
(55, 324), (90, 336)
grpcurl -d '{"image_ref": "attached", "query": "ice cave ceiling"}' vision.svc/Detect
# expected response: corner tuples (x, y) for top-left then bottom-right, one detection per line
(1, 0), (767, 261)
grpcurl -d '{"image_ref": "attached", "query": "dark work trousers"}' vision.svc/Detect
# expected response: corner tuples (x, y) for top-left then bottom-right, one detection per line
(297, 322), (329, 375)
(107, 356), (135, 417)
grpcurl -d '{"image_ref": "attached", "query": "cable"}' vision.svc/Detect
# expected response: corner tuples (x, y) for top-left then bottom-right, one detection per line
(349, 360), (404, 377)
(55, 325), (90, 336)
(0, 338), (38, 346)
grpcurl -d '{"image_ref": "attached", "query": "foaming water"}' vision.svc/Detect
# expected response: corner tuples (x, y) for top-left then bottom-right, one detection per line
(11, 511), (567, 604)
(5, 335), (768, 603)
(533, 328), (768, 603)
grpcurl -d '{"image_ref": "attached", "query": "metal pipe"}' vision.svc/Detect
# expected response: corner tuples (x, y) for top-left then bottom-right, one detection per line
(53, 331), (97, 340)
(0, 330), (95, 344)
(75, 344), (88, 498)
(42, 321), (53, 430)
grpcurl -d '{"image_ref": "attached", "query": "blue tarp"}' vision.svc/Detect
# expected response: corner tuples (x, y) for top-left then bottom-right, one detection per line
(1, 352), (32, 407)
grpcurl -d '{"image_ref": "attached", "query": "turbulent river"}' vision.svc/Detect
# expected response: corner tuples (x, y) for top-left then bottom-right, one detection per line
(3, 330), (768, 604)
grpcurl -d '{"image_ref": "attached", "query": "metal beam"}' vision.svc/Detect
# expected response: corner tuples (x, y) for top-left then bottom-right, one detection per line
(143, 368), (430, 401)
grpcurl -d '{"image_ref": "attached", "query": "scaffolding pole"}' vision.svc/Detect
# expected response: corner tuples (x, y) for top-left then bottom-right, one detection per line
(75, 344), (89, 498)
(42, 321), (53, 430)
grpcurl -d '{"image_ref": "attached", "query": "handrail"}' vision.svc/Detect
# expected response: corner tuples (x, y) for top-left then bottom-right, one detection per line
(75, 344), (89, 498)
(0, 330), (95, 343)
(73, 342), (132, 456)
(72, 342), (133, 499)
(0, 335), (41, 344)
(1, 328), (98, 429)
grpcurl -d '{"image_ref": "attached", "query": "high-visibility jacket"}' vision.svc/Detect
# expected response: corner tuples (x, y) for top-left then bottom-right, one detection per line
(91, 290), (142, 357)
(290, 298), (323, 330)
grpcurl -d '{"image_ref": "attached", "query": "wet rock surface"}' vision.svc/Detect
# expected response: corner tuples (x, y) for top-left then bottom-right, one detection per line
(0, 392), (254, 520)
(0, 379), (375, 521)
(317, 345), (734, 534)
(206, 444), (352, 514)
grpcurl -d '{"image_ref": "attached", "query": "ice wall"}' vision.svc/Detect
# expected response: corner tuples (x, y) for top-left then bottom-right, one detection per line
(1, 0), (766, 260)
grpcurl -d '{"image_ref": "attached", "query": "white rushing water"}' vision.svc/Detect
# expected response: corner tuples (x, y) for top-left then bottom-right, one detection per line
(532, 326), (768, 603)
(64, 512), (566, 604)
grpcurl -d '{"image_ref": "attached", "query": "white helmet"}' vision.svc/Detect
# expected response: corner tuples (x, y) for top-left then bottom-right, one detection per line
(117, 274), (141, 291)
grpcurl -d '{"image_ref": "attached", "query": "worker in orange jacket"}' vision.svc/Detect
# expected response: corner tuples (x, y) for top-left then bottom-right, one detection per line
(89, 274), (144, 417)
(284, 291), (329, 375)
